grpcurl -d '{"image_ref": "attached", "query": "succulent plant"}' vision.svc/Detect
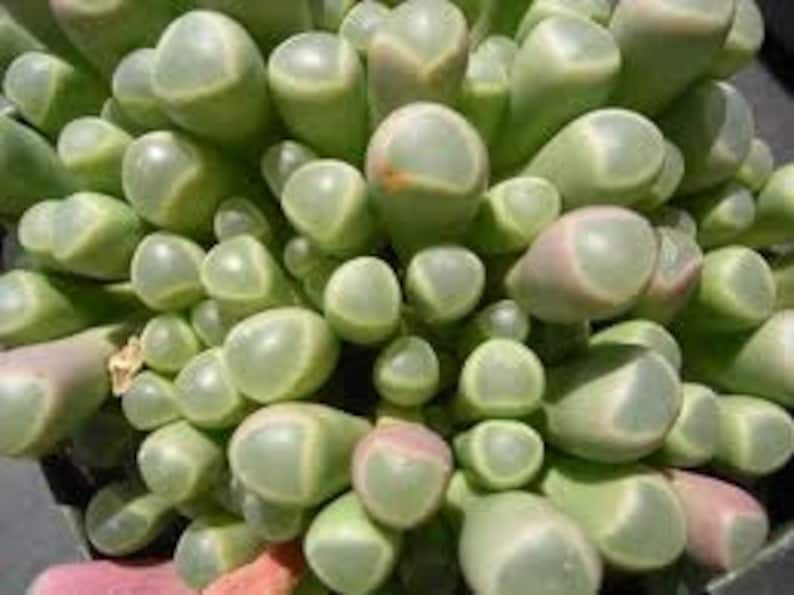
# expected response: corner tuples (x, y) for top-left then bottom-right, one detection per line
(229, 403), (370, 507)
(111, 49), (171, 130)
(654, 383), (720, 468)
(352, 422), (453, 529)
(687, 182), (757, 248)
(122, 371), (181, 432)
(735, 137), (774, 192)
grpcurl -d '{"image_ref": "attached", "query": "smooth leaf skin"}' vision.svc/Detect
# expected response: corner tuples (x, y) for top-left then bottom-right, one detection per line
(631, 228), (703, 326)
(540, 457), (688, 572)
(458, 299), (531, 358)
(506, 206), (658, 324)
(111, 49), (171, 130)
(268, 32), (368, 163)
(138, 420), (225, 505)
(453, 339), (545, 423)
(0, 115), (76, 216)
(688, 182), (756, 249)
(468, 177), (561, 255)
(668, 470), (769, 572)
(734, 164), (794, 248)
(400, 517), (459, 595)
(100, 97), (146, 135)
(223, 307), (339, 404)
(405, 246), (485, 325)
(352, 422), (453, 529)
(175, 348), (249, 430)
(523, 109), (666, 209)
(123, 131), (238, 237)
(714, 395), (794, 477)
(301, 260), (341, 311)
(590, 319), (682, 371)
(311, 0), (358, 31)
(650, 206), (698, 238)
(0, 325), (127, 457)
(49, 0), (178, 78)
(515, 0), (611, 43)
(229, 403), (371, 507)
(459, 492), (602, 595)
(773, 254), (794, 310)
(374, 336), (440, 407)
(175, 513), (266, 590)
(735, 137), (774, 193)
(241, 490), (307, 543)
(3, 51), (106, 138)
(493, 18), (621, 175)
(190, 299), (238, 348)
(130, 233), (206, 312)
(633, 140), (686, 212)
(454, 420), (544, 491)
(153, 11), (272, 147)
(261, 140), (318, 200)
(282, 160), (380, 257)
(658, 80), (754, 195)
(85, 481), (174, 557)
(608, 0), (736, 116)
(708, 0), (764, 79)
(340, 1), (391, 55)
(305, 491), (402, 595)
(57, 117), (131, 196)
(682, 311), (794, 408)
(674, 246), (775, 333)
(12, 200), (61, 268)
(324, 257), (401, 345)
(367, 104), (489, 259)
(528, 320), (591, 366)
(141, 314), (202, 374)
(122, 371), (181, 431)
(0, 93), (17, 118)
(543, 345), (681, 463)
(51, 192), (145, 280)
(458, 35), (513, 148)
(653, 383), (719, 468)
(196, 0), (312, 52)
(214, 198), (275, 247)
(0, 271), (95, 346)
(70, 406), (138, 470)
(283, 236), (335, 281)
(0, 7), (44, 77)
(367, 0), (468, 121)
(201, 235), (293, 319)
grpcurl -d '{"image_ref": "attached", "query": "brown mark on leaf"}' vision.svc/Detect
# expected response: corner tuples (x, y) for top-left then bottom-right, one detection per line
(109, 335), (143, 396)
(376, 159), (413, 196)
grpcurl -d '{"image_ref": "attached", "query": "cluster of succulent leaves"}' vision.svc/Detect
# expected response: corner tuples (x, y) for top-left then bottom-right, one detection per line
(0, 1), (793, 594)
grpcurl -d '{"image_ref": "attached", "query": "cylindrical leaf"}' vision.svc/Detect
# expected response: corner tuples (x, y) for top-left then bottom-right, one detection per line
(734, 164), (794, 248)
(633, 140), (686, 212)
(175, 348), (249, 429)
(282, 160), (380, 257)
(122, 371), (181, 431)
(190, 299), (236, 348)
(268, 32), (367, 162)
(85, 481), (173, 556)
(454, 419), (544, 490)
(540, 456), (688, 572)
(368, 0), (468, 120)
(522, 110), (666, 209)
(352, 422), (453, 529)
(654, 383), (720, 468)
(339, 1), (391, 55)
(305, 491), (402, 595)
(214, 197), (275, 247)
(366, 103), (489, 257)
(153, 11), (272, 146)
(516, 0), (611, 42)
(141, 314), (202, 374)
(260, 140), (317, 199)
(229, 403), (371, 507)
(458, 299), (531, 358)
(506, 206), (658, 323)
(111, 48), (171, 130)
(324, 257), (401, 344)
(708, 0), (764, 79)
(590, 319), (682, 371)
(453, 338), (545, 422)
(459, 492), (602, 595)
(223, 307), (339, 404)
(735, 137), (774, 193)
(130, 232), (206, 312)
(374, 336), (440, 407)
(137, 420), (225, 504)
(543, 345), (681, 463)
(240, 489), (307, 543)
(688, 182), (756, 248)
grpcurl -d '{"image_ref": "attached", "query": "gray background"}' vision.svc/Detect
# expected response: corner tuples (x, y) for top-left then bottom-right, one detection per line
(0, 61), (792, 593)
